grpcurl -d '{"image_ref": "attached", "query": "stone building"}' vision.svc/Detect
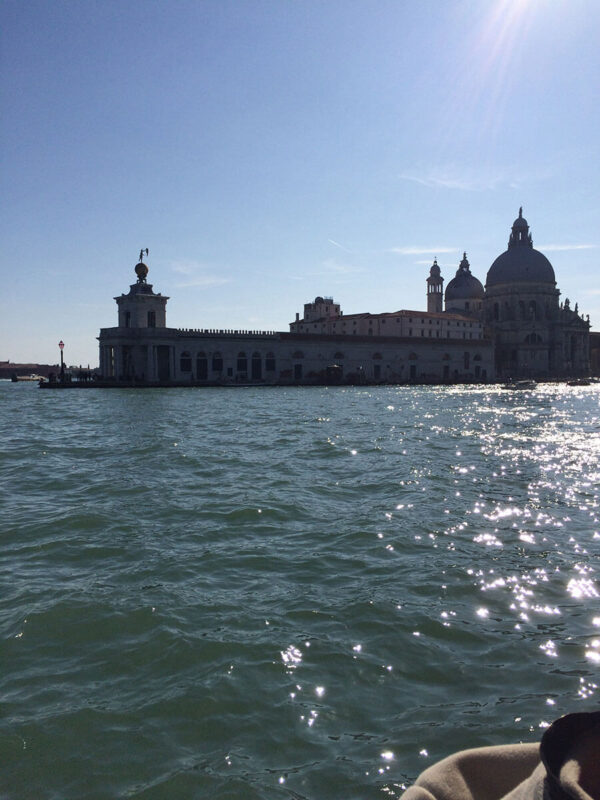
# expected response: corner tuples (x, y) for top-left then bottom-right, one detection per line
(97, 210), (589, 386)
(98, 273), (493, 386)
(482, 209), (589, 379)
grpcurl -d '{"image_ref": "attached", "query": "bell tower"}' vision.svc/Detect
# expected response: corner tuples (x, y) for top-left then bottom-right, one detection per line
(427, 258), (444, 313)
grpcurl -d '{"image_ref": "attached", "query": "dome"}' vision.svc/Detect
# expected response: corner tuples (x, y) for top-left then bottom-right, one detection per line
(445, 253), (484, 301)
(487, 247), (555, 286)
(486, 209), (555, 286)
(135, 261), (149, 282)
(512, 207), (529, 229)
(428, 258), (441, 278)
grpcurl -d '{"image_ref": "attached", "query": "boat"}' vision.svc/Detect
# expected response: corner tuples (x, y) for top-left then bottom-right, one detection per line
(501, 380), (537, 390)
(567, 378), (591, 386)
(11, 373), (45, 382)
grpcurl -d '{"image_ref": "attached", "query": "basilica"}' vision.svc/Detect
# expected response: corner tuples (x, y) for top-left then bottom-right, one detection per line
(97, 210), (590, 385)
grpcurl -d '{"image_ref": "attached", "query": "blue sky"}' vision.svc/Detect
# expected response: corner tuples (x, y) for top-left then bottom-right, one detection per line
(2, 0), (599, 367)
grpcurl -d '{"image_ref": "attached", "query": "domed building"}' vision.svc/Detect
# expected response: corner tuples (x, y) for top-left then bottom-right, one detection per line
(96, 212), (588, 387)
(445, 253), (484, 316)
(483, 209), (590, 379)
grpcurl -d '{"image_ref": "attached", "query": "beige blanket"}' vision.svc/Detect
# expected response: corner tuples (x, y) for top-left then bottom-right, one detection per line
(401, 712), (600, 800)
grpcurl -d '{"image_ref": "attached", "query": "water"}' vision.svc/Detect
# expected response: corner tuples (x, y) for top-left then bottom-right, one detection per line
(1, 382), (599, 799)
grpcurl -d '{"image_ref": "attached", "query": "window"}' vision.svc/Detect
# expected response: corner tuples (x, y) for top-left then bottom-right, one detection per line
(372, 352), (382, 360)
(265, 352), (276, 371)
(180, 351), (192, 372)
(212, 352), (223, 371)
(124, 311), (131, 328)
(251, 352), (262, 380)
(148, 311), (156, 327)
(197, 352), (208, 379)
(525, 333), (543, 344)
(333, 351), (345, 359)
(237, 352), (247, 372)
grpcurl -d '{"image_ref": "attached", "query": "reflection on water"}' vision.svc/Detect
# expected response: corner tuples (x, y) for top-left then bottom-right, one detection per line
(0, 382), (598, 799)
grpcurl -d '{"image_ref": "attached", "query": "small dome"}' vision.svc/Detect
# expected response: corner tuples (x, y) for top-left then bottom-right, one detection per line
(429, 258), (441, 278)
(512, 206), (529, 228)
(445, 253), (484, 301)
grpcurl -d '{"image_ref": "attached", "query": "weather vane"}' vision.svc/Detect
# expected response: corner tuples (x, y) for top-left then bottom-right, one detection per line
(139, 248), (149, 262)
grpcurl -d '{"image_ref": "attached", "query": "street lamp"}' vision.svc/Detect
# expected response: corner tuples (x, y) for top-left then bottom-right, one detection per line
(59, 340), (65, 381)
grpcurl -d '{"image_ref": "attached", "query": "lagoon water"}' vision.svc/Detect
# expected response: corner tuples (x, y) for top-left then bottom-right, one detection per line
(1, 381), (599, 799)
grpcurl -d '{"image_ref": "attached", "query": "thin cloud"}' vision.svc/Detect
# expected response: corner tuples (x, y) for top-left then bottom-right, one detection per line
(389, 246), (458, 255)
(398, 171), (508, 192)
(169, 259), (231, 288)
(536, 244), (597, 252)
(328, 238), (353, 253)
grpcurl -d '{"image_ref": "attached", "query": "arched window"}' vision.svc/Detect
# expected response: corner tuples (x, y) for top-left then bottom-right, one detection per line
(196, 351), (208, 379)
(265, 352), (276, 371)
(524, 333), (543, 344)
(529, 300), (538, 320)
(180, 351), (192, 372)
(237, 352), (247, 372)
(212, 352), (223, 372)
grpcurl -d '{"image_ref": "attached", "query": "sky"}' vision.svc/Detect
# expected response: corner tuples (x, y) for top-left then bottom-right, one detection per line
(2, 0), (599, 367)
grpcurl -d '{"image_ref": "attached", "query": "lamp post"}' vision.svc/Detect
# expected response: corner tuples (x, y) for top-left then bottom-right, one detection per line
(59, 340), (65, 381)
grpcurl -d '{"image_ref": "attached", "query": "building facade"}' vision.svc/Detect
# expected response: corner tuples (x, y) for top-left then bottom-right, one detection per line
(97, 211), (590, 386)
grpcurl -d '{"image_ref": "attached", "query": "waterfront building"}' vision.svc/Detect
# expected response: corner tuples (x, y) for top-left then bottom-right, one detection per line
(97, 211), (590, 385)
(482, 209), (589, 378)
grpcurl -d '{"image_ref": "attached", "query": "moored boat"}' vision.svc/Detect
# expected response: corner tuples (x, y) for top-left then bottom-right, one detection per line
(501, 379), (537, 390)
(567, 378), (591, 386)
(11, 373), (45, 382)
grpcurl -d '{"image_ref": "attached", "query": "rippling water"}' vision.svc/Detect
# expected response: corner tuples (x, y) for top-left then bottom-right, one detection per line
(1, 381), (599, 799)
